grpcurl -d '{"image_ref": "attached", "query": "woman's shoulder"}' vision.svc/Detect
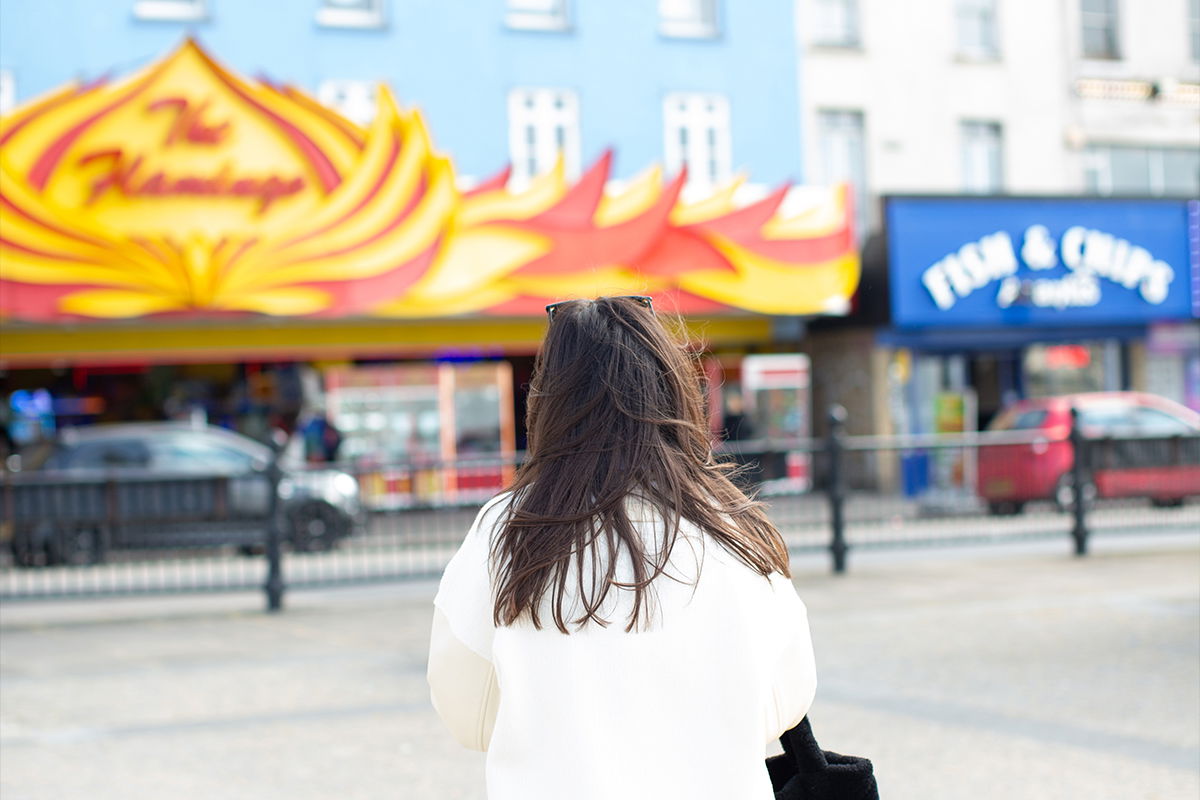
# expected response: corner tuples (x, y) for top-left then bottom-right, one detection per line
(470, 490), (518, 540)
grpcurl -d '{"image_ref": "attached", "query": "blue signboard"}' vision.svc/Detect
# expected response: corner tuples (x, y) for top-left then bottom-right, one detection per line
(886, 197), (1196, 329)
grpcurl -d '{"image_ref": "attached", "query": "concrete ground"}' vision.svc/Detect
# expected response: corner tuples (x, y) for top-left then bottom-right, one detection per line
(1, 533), (1197, 800)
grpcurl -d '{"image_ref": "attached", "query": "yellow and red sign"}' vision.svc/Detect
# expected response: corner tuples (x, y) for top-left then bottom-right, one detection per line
(0, 39), (859, 322)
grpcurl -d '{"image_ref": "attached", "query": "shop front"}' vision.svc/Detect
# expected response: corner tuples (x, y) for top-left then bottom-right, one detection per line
(0, 40), (861, 501)
(878, 195), (1197, 494)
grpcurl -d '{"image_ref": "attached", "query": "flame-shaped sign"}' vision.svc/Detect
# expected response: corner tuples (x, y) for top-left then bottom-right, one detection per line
(0, 40), (859, 321)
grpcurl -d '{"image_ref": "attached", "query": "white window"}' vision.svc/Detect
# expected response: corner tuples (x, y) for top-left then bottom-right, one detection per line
(317, 80), (378, 126)
(659, 0), (718, 38)
(1080, 0), (1119, 59)
(663, 93), (732, 194)
(956, 0), (999, 59)
(507, 88), (580, 188)
(506, 0), (569, 31)
(816, 109), (868, 236)
(0, 70), (14, 116)
(1190, 0), (1199, 62)
(133, 0), (206, 22)
(812, 0), (860, 47)
(316, 0), (385, 29)
(1084, 145), (1200, 197)
(960, 121), (1004, 193)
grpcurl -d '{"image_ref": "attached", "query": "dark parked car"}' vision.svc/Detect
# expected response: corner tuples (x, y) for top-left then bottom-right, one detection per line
(977, 392), (1200, 515)
(5, 423), (363, 565)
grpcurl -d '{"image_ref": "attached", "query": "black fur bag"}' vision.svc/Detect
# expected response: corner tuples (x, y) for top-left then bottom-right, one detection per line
(766, 717), (879, 800)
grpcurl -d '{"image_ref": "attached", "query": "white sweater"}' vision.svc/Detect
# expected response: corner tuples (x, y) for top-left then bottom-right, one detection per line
(428, 493), (817, 800)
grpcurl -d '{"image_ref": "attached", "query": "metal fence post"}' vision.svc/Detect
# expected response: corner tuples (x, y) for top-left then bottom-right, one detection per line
(1069, 407), (1089, 557)
(264, 450), (286, 612)
(827, 404), (848, 574)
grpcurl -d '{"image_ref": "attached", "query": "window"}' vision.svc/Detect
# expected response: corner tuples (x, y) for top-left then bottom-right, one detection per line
(1080, 0), (1119, 59)
(506, 0), (568, 31)
(1191, 0), (1199, 61)
(132, 0), (206, 22)
(1025, 343), (1110, 398)
(316, 0), (384, 29)
(816, 109), (868, 235)
(956, 0), (999, 59)
(1132, 407), (1193, 435)
(0, 70), (13, 116)
(150, 437), (258, 474)
(507, 88), (580, 188)
(1084, 145), (1200, 197)
(318, 80), (378, 126)
(812, 0), (859, 47)
(960, 121), (1004, 193)
(663, 93), (731, 193)
(659, 0), (718, 38)
(67, 440), (151, 470)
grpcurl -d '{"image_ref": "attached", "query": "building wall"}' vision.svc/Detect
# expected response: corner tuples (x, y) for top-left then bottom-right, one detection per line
(796, 0), (1200, 227)
(0, 0), (803, 185)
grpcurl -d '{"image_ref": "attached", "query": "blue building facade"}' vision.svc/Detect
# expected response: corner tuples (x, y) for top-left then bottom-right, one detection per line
(0, 0), (803, 186)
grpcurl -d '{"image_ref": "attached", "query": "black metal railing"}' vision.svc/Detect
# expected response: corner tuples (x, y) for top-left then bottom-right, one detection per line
(2, 407), (1197, 607)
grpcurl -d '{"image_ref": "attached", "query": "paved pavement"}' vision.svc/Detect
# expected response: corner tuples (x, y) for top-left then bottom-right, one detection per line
(1, 533), (1198, 799)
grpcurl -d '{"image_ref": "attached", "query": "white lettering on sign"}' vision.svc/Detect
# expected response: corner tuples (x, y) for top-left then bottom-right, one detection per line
(921, 231), (1018, 309)
(921, 224), (1175, 311)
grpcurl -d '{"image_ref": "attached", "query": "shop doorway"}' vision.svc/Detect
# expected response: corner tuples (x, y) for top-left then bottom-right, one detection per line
(969, 351), (1021, 430)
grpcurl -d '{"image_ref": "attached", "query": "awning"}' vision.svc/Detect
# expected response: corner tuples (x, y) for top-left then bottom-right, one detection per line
(0, 315), (776, 368)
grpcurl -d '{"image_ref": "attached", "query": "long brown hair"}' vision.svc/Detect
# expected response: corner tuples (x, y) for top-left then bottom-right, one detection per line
(491, 296), (791, 633)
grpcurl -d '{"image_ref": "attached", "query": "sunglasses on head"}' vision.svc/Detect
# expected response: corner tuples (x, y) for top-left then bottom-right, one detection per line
(545, 296), (653, 321)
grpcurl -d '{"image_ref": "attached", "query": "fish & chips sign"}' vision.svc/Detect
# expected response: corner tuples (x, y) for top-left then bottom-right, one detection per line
(921, 223), (1176, 313)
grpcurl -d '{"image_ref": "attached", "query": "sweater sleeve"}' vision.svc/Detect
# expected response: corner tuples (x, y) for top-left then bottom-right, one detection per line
(428, 494), (508, 750)
(765, 574), (818, 742)
(428, 606), (500, 751)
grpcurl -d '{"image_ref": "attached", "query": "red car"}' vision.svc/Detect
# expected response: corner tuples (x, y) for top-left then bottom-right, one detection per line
(977, 392), (1200, 515)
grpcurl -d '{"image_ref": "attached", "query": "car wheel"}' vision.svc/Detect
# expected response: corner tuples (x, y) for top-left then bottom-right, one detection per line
(987, 501), (1025, 516)
(1054, 473), (1096, 513)
(46, 525), (104, 566)
(288, 502), (347, 552)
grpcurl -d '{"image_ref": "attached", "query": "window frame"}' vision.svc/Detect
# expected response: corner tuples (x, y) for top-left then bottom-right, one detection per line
(815, 108), (869, 237)
(811, 0), (861, 48)
(0, 69), (14, 116)
(1080, 0), (1120, 60)
(316, 0), (386, 30)
(658, 0), (719, 39)
(507, 87), (582, 188)
(317, 79), (379, 126)
(662, 92), (733, 194)
(505, 0), (570, 32)
(1083, 144), (1200, 197)
(960, 119), (1005, 194)
(955, 0), (1000, 61)
(1190, 0), (1200, 62)
(132, 0), (207, 22)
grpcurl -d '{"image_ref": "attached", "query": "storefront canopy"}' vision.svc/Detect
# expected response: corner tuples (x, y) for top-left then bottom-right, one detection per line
(1, 40), (859, 331)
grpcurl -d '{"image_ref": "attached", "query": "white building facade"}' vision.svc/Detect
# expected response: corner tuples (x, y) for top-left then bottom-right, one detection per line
(794, 0), (1200, 493)
(797, 0), (1198, 223)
